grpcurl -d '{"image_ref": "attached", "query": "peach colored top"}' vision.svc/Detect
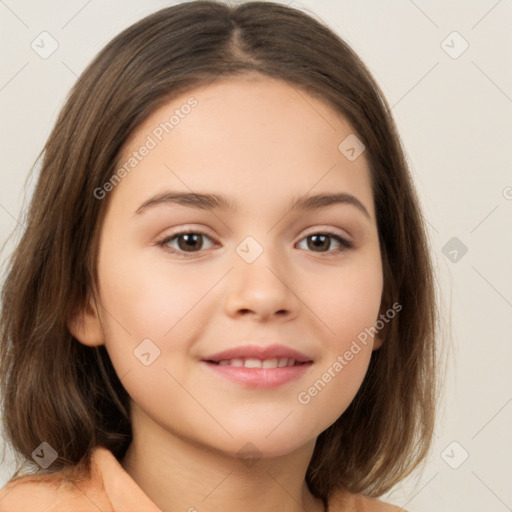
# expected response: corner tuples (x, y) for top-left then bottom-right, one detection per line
(0, 446), (404, 511)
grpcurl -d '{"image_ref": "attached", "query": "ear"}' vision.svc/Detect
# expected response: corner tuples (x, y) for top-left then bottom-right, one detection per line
(67, 295), (105, 347)
(372, 303), (388, 351)
(372, 333), (384, 350)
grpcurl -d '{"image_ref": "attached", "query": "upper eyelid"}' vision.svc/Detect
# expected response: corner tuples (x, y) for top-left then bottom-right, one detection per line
(161, 225), (352, 242)
(159, 227), (217, 244)
(300, 226), (351, 239)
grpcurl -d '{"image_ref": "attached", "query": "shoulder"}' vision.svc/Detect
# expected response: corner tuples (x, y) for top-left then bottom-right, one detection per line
(328, 488), (407, 512)
(0, 473), (71, 510)
(0, 459), (113, 511)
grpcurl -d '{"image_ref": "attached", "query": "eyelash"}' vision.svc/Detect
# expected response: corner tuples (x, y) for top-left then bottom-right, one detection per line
(156, 229), (354, 258)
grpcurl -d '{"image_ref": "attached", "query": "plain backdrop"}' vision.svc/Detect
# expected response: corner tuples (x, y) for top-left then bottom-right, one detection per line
(1, 1), (511, 511)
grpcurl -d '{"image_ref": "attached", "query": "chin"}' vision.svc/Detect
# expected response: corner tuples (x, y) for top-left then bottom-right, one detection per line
(209, 426), (316, 462)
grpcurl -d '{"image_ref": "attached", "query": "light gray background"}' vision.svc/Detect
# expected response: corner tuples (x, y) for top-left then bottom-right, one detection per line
(1, 1), (511, 511)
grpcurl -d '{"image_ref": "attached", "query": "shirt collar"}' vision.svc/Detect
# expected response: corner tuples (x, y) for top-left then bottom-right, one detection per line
(91, 446), (162, 511)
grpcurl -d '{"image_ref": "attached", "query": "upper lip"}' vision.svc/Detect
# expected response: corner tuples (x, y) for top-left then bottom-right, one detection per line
(203, 344), (313, 363)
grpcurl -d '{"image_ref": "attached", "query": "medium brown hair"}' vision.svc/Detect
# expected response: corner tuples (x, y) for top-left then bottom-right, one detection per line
(0, 0), (437, 501)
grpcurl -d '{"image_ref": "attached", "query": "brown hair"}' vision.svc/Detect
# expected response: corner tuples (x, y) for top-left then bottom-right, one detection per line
(0, 0), (437, 501)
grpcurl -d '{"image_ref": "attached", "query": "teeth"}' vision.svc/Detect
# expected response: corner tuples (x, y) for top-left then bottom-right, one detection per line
(215, 357), (298, 368)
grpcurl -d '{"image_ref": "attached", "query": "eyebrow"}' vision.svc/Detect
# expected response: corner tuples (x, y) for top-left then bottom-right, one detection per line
(134, 191), (371, 219)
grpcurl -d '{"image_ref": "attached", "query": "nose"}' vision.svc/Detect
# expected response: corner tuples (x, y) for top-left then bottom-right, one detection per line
(223, 245), (300, 322)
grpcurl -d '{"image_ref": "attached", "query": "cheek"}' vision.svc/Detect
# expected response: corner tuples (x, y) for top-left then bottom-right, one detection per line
(96, 262), (207, 423)
(296, 345), (372, 435)
(96, 252), (224, 382)
(98, 252), (214, 340)
(294, 255), (382, 427)
(313, 256), (384, 348)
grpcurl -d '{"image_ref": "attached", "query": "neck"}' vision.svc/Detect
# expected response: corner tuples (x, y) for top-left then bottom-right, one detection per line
(120, 409), (325, 512)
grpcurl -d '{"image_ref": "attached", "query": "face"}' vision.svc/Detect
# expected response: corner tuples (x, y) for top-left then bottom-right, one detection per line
(78, 74), (383, 459)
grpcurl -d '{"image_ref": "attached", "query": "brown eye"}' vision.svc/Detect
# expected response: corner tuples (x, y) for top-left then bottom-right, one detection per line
(158, 231), (216, 255)
(297, 233), (353, 253)
(177, 233), (204, 252)
(307, 234), (330, 252)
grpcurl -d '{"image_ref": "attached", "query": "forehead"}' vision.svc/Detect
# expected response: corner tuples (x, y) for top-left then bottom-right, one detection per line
(123, 73), (356, 154)
(113, 74), (374, 219)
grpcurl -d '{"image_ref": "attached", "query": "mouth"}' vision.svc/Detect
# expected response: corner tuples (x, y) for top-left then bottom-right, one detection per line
(201, 344), (314, 388)
(207, 357), (308, 368)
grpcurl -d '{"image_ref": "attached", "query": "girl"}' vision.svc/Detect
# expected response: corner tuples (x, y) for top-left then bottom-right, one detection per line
(0, 1), (437, 511)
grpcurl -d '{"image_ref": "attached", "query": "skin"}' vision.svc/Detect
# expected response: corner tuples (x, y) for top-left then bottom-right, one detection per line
(70, 73), (384, 512)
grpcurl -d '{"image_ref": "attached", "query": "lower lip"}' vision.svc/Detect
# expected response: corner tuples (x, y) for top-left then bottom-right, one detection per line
(202, 361), (312, 388)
